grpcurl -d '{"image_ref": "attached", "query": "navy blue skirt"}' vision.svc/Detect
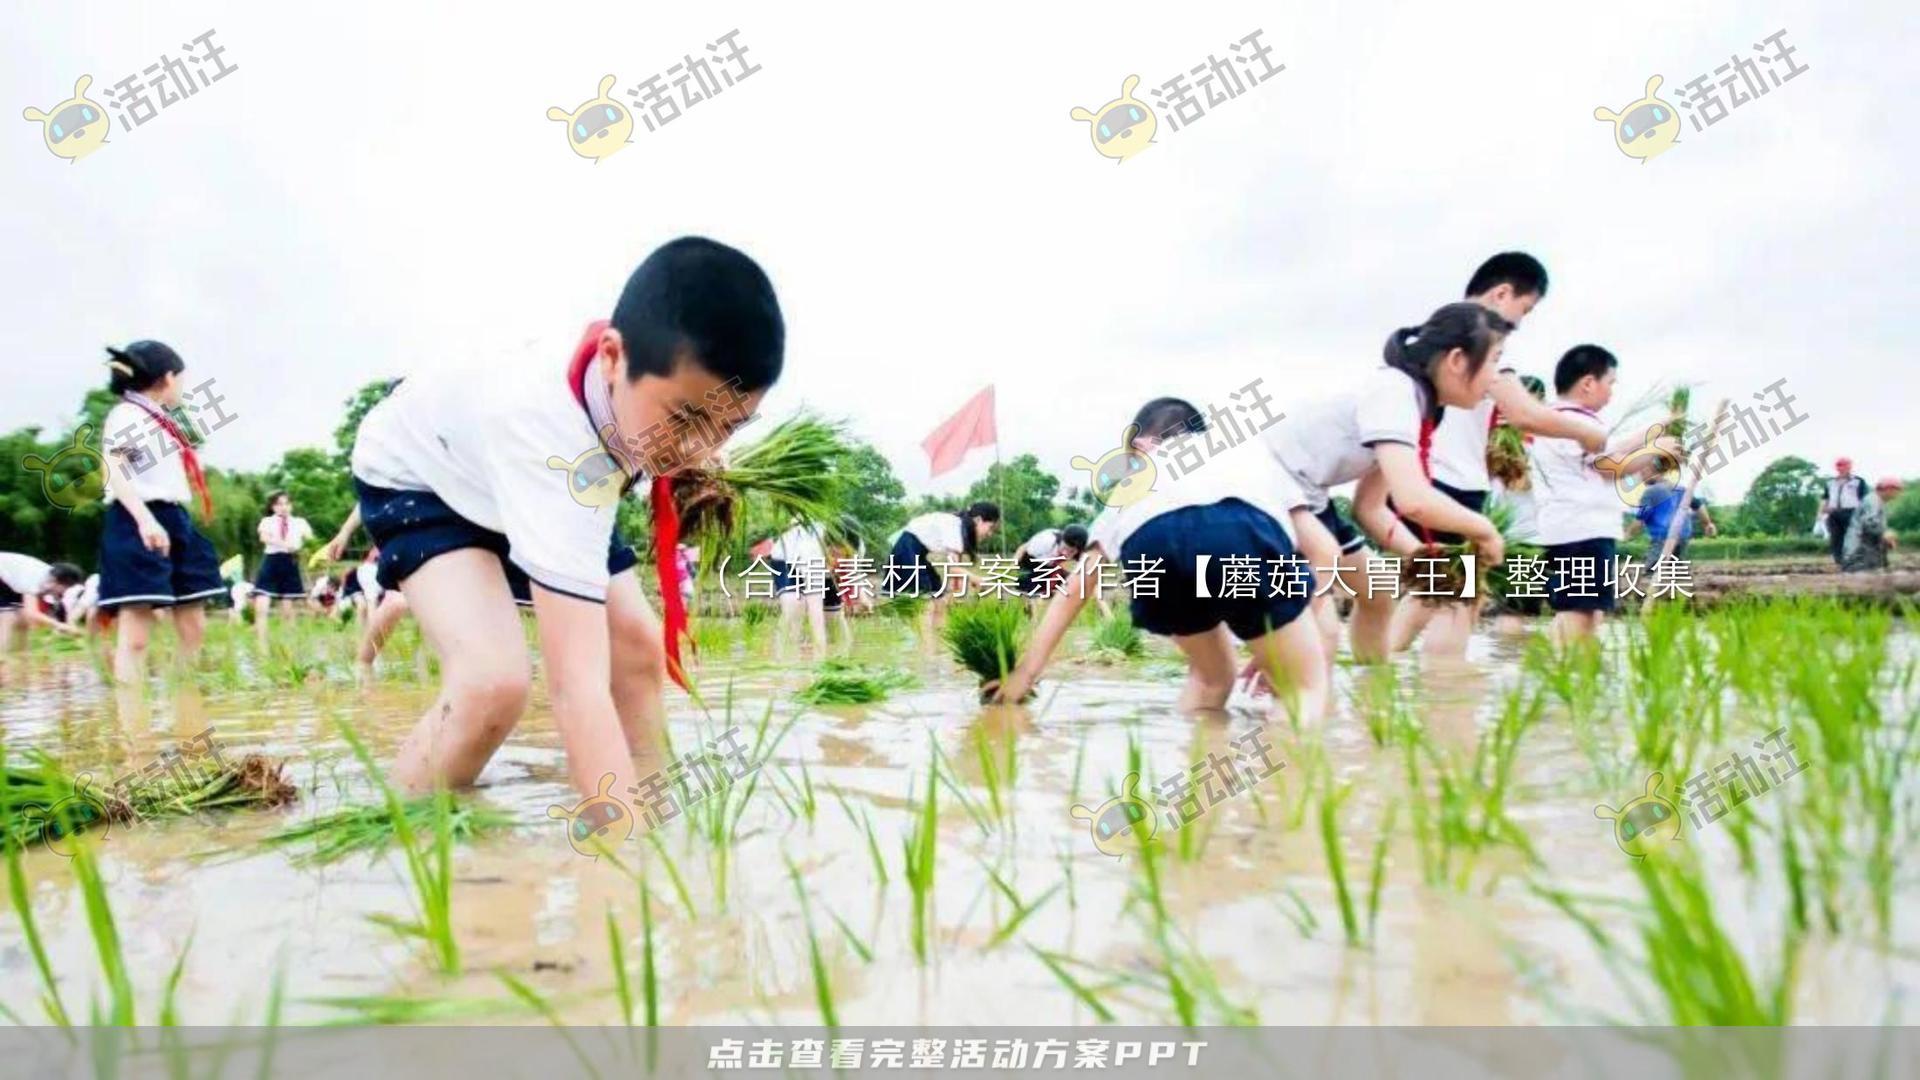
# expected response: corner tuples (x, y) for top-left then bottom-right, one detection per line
(252, 552), (306, 599)
(882, 532), (943, 597)
(97, 501), (225, 609)
(354, 479), (637, 604)
(1122, 499), (1314, 641)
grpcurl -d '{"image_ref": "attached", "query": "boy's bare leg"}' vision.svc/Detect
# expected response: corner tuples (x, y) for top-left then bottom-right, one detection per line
(1172, 625), (1238, 712)
(392, 549), (532, 792)
(253, 594), (271, 648)
(605, 569), (667, 752)
(357, 591), (410, 675)
(112, 605), (155, 684)
(1247, 614), (1330, 725)
(1288, 509), (1344, 668)
(1391, 599), (1435, 653)
(1420, 600), (1478, 658)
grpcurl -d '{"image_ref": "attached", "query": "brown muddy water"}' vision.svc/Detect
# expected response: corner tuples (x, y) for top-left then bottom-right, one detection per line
(2, 607), (1916, 1026)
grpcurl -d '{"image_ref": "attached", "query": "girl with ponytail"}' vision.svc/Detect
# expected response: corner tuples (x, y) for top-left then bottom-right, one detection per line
(94, 340), (226, 683)
(1260, 302), (1514, 664)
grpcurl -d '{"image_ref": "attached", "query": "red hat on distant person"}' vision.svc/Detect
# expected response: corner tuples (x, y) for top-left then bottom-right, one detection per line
(1836, 456), (1853, 468)
(1875, 476), (1902, 492)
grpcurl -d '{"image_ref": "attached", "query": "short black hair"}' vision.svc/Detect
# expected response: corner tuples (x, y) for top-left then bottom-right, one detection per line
(46, 562), (84, 588)
(105, 340), (185, 395)
(1465, 252), (1548, 302)
(1130, 397), (1206, 442)
(1554, 344), (1618, 394)
(1060, 524), (1090, 552)
(611, 236), (785, 392)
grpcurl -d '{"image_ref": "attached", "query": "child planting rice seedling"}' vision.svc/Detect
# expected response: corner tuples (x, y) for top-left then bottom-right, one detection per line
(7, 37), (1913, 1047)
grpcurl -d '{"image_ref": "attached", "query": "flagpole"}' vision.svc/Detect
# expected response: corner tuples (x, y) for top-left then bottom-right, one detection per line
(993, 389), (1005, 533)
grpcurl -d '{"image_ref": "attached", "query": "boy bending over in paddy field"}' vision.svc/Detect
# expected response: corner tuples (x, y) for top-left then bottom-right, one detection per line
(1390, 253), (1607, 658)
(95, 341), (228, 684)
(992, 398), (1328, 723)
(1533, 344), (1681, 645)
(1261, 303), (1513, 668)
(349, 237), (784, 800)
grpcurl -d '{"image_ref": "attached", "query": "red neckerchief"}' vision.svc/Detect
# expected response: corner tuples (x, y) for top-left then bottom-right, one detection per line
(566, 321), (691, 691)
(1414, 417), (1437, 545)
(124, 393), (213, 519)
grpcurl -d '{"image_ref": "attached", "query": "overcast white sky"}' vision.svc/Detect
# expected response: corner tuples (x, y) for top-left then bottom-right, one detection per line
(5, 2), (1914, 504)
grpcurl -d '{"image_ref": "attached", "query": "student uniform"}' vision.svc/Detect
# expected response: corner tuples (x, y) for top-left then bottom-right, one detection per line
(1424, 399), (1496, 545)
(253, 514), (314, 599)
(771, 524), (828, 595)
(350, 350), (639, 604)
(1017, 528), (1069, 597)
(1262, 365), (1434, 554)
(1531, 403), (1621, 613)
(61, 575), (100, 622)
(96, 394), (225, 609)
(885, 512), (967, 597)
(0, 553), (55, 613)
(1825, 476), (1868, 565)
(1089, 443), (1312, 641)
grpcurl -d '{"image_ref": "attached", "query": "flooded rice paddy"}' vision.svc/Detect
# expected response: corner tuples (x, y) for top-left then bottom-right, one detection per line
(2, 598), (1916, 1027)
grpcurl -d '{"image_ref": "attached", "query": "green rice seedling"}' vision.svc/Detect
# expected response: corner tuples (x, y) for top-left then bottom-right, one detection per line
(827, 906), (874, 963)
(980, 860), (1062, 950)
(740, 602), (773, 628)
(879, 594), (927, 623)
(306, 991), (536, 1026)
(1086, 612), (1144, 664)
(637, 830), (696, 920)
(3, 832), (70, 1026)
(672, 413), (854, 541)
(830, 786), (889, 887)
(1030, 947), (1117, 1023)
(639, 877), (661, 1026)
(497, 973), (600, 1079)
(1317, 776), (1360, 947)
(1541, 845), (1800, 1027)
(3, 747), (298, 853)
(606, 905), (633, 1027)
(689, 619), (734, 659)
(261, 795), (514, 867)
(1664, 385), (1692, 441)
(1485, 420), (1531, 490)
(785, 857), (839, 1028)
(1273, 885), (1319, 938)
(794, 659), (913, 706)
(901, 755), (941, 964)
(942, 600), (1031, 698)
(1366, 800), (1398, 943)
(336, 722), (461, 975)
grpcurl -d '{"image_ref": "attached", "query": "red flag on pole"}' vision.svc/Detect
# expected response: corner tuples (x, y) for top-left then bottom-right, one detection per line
(921, 385), (997, 478)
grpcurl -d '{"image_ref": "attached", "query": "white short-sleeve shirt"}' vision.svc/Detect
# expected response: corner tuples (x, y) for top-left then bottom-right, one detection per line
(101, 400), (192, 506)
(1429, 399), (1496, 492)
(1089, 441), (1306, 560)
(258, 515), (315, 554)
(773, 524), (826, 568)
(902, 512), (966, 555)
(1532, 403), (1625, 544)
(1023, 528), (1063, 562)
(351, 354), (634, 603)
(0, 553), (52, 596)
(1263, 366), (1429, 509)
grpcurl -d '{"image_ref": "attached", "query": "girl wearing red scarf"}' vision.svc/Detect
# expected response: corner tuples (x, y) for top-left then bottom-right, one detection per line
(95, 340), (226, 684)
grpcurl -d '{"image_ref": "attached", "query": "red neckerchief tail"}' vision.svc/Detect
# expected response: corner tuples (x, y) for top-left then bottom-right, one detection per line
(1415, 416), (1436, 546)
(565, 320), (692, 691)
(124, 393), (213, 520)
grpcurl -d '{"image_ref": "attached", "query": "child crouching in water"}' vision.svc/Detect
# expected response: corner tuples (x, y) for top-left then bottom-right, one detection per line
(991, 398), (1328, 722)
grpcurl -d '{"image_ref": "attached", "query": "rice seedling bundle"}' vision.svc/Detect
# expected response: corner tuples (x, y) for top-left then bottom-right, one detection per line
(1086, 612), (1145, 664)
(1664, 385), (1691, 441)
(794, 659), (914, 706)
(942, 600), (1032, 701)
(670, 413), (854, 541)
(1486, 422), (1532, 490)
(1402, 499), (1517, 606)
(3, 748), (296, 852)
(261, 796), (516, 867)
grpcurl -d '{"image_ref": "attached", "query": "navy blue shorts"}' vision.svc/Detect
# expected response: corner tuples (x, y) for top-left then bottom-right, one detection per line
(1123, 499), (1314, 641)
(882, 533), (943, 598)
(354, 480), (637, 604)
(0, 581), (21, 613)
(1314, 502), (1366, 555)
(1545, 538), (1618, 613)
(341, 570), (363, 599)
(97, 501), (225, 609)
(252, 552), (306, 599)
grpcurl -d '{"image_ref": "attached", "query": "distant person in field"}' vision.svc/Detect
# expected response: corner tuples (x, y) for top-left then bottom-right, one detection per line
(1629, 471), (1716, 561)
(1841, 477), (1902, 573)
(0, 554), (85, 650)
(1817, 457), (1869, 566)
